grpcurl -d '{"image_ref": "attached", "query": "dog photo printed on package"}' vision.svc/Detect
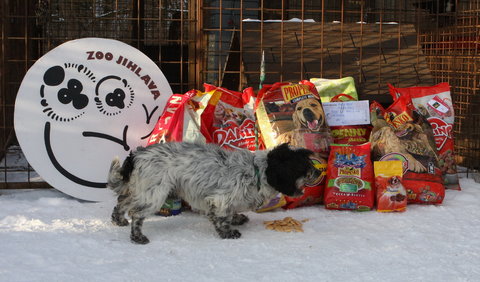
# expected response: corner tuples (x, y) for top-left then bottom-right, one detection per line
(369, 95), (445, 205)
(256, 82), (333, 209)
(374, 160), (407, 212)
(388, 83), (460, 190)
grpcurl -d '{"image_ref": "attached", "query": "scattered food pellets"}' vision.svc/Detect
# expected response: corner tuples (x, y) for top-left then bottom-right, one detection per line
(263, 217), (309, 232)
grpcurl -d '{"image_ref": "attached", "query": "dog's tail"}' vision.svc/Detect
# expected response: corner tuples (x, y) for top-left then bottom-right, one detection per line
(107, 153), (134, 195)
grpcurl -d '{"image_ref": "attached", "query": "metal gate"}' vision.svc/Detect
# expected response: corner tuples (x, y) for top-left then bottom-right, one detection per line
(1, 0), (479, 188)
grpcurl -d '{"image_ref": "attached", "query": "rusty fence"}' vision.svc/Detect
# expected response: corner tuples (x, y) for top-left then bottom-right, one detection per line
(1, 0), (479, 188)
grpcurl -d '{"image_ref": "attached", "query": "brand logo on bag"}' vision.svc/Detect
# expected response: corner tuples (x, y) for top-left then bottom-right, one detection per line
(281, 84), (315, 103)
(213, 119), (256, 150)
(428, 117), (452, 150)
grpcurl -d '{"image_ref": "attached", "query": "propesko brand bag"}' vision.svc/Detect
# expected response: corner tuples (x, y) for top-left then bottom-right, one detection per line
(200, 84), (259, 151)
(369, 95), (445, 205)
(374, 161), (407, 212)
(388, 83), (460, 190)
(256, 82), (332, 209)
(324, 143), (375, 211)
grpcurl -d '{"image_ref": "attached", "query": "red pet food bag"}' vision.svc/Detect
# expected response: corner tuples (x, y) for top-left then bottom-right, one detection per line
(147, 90), (209, 145)
(389, 83), (460, 190)
(369, 95), (445, 204)
(324, 143), (375, 211)
(256, 82), (332, 209)
(374, 161), (407, 212)
(200, 84), (259, 151)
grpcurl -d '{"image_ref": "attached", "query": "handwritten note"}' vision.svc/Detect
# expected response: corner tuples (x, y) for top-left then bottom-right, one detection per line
(323, 100), (370, 126)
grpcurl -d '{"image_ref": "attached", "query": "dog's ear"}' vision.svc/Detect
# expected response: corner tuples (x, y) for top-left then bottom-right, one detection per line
(266, 143), (315, 196)
(292, 108), (302, 129)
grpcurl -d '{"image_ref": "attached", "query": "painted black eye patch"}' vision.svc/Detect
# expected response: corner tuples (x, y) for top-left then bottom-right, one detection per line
(57, 79), (89, 110)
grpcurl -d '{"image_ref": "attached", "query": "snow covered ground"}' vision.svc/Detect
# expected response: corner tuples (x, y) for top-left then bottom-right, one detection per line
(1, 176), (480, 282)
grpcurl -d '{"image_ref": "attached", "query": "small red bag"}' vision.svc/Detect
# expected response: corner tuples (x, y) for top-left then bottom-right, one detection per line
(324, 143), (375, 211)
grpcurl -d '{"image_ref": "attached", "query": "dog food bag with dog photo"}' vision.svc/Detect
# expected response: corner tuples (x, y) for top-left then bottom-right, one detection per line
(374, 160), (407, 212)
(388, 82), (460, 190)
(324, 143), (375, 211)
(256, 82), (332, 209)
(369, 97), (445, 205)
(200, 84), (258, 151)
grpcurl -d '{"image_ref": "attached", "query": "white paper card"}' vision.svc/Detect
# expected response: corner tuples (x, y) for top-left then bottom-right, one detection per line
(323, 100), (370, 126)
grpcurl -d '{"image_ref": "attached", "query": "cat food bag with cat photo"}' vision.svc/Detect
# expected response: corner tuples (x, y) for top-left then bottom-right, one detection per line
(374, 160), (407, 213)
(369, 95), (445, 205)
(389, 82), (460, 190)
(256, 82), (332, 209)
(324, 142), (375, 211)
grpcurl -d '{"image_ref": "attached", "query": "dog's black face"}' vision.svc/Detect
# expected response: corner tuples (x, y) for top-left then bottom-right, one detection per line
(265, 143), (319, 197)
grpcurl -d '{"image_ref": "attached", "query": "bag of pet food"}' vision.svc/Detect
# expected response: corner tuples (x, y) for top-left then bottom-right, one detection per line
(324, 142), (375, 211)
(256, 82), (332, 209)
(374, 161), (407, 212)
(200, 84), (259, 151)
(147, 90), (210, 145)
(328, 94), (372, 145)
(309, 77), (358, 103)
(388, 83), (460, 190)
(369, 95), (445, 204)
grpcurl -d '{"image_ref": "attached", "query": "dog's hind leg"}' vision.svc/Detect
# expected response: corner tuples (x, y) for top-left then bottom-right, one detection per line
(111, 193), (130, 226)
(207, 208), (241, 239)
(231, 213), (249, 226)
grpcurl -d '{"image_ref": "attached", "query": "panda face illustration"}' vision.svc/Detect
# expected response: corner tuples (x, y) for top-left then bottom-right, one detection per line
(14, 38), (172, 201)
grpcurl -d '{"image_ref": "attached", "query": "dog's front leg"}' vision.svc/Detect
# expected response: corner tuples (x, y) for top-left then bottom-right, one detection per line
(130, 216), (149, 244)
(207, 208), (241, 239)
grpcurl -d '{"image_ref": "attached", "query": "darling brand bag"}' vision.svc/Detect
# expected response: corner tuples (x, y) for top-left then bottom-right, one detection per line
(324, 142), (375, 211)
(369, 95), (445, 204)
(200, 84), (258, 151)
(374, 160), (407, 212)
(388, 83), (460, 190)
(256, 82), (332, 209)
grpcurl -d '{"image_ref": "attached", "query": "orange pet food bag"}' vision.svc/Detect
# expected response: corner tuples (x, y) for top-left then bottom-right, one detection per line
(374, 161), (407, 212)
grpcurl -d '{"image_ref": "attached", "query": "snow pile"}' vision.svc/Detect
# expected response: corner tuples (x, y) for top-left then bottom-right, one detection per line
(1, 177), (480, 281)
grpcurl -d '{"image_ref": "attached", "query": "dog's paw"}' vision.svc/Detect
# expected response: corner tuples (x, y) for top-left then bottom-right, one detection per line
(231, 214), (249, 225)
(219, 229), (241, 239)
(112, 217), (129, 226)
(130, 234), (150, 244)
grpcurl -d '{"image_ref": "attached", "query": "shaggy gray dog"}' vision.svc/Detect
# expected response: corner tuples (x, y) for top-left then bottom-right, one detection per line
(108, 142), (319, 244)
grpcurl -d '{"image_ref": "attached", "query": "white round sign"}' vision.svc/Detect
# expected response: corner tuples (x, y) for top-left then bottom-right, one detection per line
(14, 38), (172, 201)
